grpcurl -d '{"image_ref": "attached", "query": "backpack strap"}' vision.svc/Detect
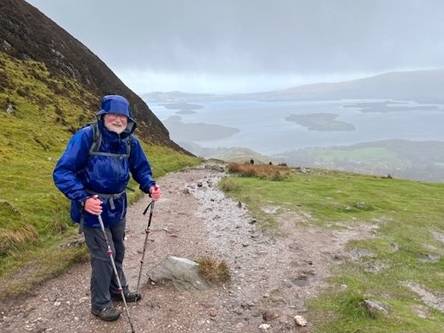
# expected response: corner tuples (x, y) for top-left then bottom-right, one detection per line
(88, 122), (102, 155)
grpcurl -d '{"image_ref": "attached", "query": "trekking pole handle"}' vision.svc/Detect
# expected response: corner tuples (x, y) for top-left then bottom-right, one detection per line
(143, 200), (153, 215)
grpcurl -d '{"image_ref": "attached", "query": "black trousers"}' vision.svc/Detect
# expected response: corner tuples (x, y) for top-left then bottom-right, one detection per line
(83, 220), (128, 311)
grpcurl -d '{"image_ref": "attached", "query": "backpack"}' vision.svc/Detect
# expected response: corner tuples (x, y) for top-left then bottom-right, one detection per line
(88, 122), (132, 159)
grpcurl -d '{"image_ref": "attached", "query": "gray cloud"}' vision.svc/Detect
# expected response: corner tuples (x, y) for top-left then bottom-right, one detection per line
(26, 0), (444, 92)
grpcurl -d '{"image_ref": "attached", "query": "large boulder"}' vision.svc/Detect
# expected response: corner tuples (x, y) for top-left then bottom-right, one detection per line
(148, 256), (210, 291)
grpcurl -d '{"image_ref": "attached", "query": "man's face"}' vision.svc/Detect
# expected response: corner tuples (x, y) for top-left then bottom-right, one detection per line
(104, 113), (128, 134)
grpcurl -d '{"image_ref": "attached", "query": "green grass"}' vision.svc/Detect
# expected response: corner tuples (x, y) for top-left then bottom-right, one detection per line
(0, 52), (200, 298)
(219, 167), (444, 332)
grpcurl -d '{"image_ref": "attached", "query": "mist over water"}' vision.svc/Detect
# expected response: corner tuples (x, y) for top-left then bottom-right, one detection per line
(151, 99), (444, 155)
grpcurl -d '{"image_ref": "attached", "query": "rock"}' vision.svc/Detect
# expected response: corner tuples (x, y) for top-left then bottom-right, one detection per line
(209, 309), (217, 317)
(411, 304), (429, 319)
(262, 310), (279, 321)
(432, 231), (444, 244)
(362, 300), (389, 316)
(350, 248), (375, 261)
(240, 302), (255, 310)
(389, 242), (399, 252)
(418, 253), (441, 263)
(259, 323), (271, 331)
(6, 103), (14, 114)
(204, 164), (225, 172)
(183, 188), (191, 194)
(2, 40), (12, 51)
(235, 322), (244, 329)
(354, 201), (368, 210)
(294, 315), (307, 326)
(148, 256), (210, 291)
(364, 261), (388, 273)
(61, 237), (84, 248)
(404, 282), (444, 313)
(299, 167), (309, 174)
(233, 308), (243, 315)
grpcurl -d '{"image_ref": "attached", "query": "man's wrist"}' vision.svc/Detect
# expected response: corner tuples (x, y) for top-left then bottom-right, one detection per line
(79, 196), (89, 208)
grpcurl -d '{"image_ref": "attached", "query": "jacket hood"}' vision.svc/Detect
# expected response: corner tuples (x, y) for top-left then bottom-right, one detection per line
(97, 95), (136, 124)
(96, 95), (137, 135)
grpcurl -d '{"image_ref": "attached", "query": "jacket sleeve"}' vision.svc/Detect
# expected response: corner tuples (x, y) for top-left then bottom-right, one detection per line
(129, 137), (156, 193)
(53, 128), (92, 202)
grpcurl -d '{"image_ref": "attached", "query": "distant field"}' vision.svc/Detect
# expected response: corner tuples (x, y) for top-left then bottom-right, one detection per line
(279, 140), (444, 182)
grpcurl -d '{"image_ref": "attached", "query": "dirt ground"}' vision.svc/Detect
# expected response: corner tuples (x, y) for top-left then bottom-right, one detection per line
(0, 163), (374, 333)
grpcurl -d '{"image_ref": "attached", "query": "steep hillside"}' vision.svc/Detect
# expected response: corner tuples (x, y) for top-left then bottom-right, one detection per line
(0, 0), (186, 148)
(0, 0), (199, 296)
(0, 50), (199, 297)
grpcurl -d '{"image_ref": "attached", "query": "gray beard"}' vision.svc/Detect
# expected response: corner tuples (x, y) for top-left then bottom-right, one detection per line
(105, 123), (126, 134)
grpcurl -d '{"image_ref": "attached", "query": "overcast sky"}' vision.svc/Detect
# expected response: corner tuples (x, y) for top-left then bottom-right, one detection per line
(26, 0), (444, 93)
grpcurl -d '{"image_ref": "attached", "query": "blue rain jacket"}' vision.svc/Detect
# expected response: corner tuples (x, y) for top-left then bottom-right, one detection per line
(53, 95), (156, 228)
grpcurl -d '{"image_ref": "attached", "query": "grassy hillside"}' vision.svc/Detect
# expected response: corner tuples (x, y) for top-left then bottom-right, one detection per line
(220, 164), (444, 332)
(0, 52), (200, 298)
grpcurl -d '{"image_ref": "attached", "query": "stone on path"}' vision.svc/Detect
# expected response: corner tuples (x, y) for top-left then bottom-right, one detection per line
(362, 299), (389, 316)
(148, 256), (210, 291)
(294, 315), (307, 327)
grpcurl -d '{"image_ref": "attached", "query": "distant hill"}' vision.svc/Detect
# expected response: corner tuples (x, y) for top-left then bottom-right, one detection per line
(144, 69), (444, 104)
(256, 69), (444, 103)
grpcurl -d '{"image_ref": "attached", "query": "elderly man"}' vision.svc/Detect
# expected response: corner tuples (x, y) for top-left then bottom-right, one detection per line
(53, 95), (161, 321)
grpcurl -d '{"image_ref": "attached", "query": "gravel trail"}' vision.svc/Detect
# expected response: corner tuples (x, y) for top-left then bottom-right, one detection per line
(0, 163), (373, 333)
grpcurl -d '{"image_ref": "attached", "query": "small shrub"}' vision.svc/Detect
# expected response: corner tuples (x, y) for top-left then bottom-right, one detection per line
(0, 225), (39, 255)
(220, 178), (240, 192)
(228, 163), (292, 180)
(197, 256), (231, 284)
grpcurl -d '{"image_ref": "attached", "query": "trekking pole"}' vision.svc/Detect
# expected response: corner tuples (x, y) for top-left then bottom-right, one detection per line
(97, 214), (136, 333)
(136, 200), (155, 294)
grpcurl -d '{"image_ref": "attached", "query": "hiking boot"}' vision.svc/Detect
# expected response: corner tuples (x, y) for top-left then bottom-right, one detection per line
(91, 304), (121, 321)
(112, 291), (142, 303)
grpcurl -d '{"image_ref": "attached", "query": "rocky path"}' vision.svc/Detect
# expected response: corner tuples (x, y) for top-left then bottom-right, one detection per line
(0, 163), (374, 333)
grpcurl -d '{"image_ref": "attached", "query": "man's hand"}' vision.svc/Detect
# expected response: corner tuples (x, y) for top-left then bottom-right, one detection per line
(84, 195), (103, 215)
(149, 185), (161, 201)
